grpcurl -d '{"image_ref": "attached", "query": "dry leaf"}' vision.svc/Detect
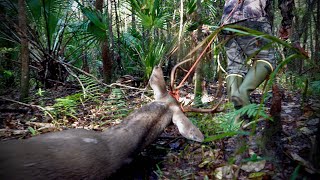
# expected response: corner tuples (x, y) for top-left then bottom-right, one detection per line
(241, 160), (266, 172)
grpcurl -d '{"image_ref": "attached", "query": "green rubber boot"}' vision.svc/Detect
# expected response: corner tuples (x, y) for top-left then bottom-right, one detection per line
(231, 60), (273, 109)
(226, 74), (243, 101)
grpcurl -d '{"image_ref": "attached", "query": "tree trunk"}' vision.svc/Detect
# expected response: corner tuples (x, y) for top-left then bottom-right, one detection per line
(314, 0), (320, 65)
(80, 0), (89, 73)
(193, 0), (204, 106)
(18, 0), (29, 101)
(95, 0), (112, 83)
(108, 0), (115, 69)
(131, 1), (136, 30)
(113, 0), (122, 73)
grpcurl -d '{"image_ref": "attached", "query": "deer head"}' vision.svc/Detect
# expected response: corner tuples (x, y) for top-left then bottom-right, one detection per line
(150, 66), (204, 142)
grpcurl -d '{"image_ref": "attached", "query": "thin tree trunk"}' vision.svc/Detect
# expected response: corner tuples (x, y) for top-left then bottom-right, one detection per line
(131, 2), (136, 30)
(81, 0), (89, 73)
(313, 0), (320, 170)
(193, 0), (204, 106)
(314, 0), (320, 65)
(19, 0), (30, 101)
(95, 0), (112, 83)
(113, 0), (122, 73)
(178, 0), (184, 61)
(108, 0), (114, 62)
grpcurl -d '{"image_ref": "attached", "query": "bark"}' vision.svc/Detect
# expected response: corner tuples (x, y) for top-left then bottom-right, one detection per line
(81, 0), (89, 73)
(95, 0), (112, 83)
(314, 0), (320, 65)
(113, 0), (122, 73)
(193, 0), (204, 106)
(18, 0), (30, 101)
(108, 0), (115, 68)
(312, 0), (320, 170)
(131, 2), (136, 30)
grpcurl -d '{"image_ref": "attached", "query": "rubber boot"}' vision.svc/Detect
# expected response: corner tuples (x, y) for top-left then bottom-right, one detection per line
(231, 60), (273, 109)
(226, 74), (243, 101)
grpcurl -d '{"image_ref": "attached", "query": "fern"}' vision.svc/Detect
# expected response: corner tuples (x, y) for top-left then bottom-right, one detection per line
(78, 75), (102, 99)
(102, 88), (130, 121)
(232, 103), (270, 120)
(192, 103), (270, 142)
(51, 97), (78, 119)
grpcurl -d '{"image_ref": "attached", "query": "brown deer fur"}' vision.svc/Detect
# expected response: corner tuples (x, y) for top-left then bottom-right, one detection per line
(0, 66), (204, 179)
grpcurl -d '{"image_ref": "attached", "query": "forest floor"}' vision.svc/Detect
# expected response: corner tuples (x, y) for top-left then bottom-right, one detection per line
(0, 81), (320, 179)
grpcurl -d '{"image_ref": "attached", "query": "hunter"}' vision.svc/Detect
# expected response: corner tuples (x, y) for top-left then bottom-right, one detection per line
(222, 0), (294, 109)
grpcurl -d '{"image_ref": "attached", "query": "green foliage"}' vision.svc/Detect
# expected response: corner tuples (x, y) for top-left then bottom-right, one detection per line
(26, 0), (71, 49)
(0, 47), (18, 54)
(121, 30), (170, 79)
(290, 165), (301, 180)
(142, 41), (166, 78)
(0, 69), (15, 92)
(204, 131), (249, 142)
(186, 0), (197, 15)
(242, 153), (268, 163)
(78, 75), (102, 100)
(311, 80), (320, 95)
(0, 47), (18, 91)
(190, 103), (269, 142)
(232, 104), (270, 120)
(102, 88), (130, 120)
(76, 2), (109, 41)
(36, 88), (46, 97)
(278, 73), (307, 91)
(51, 96), (79, 119)
(154, 164), (164, 179)
(27, 126), (39, 136)
(127, 0), (169, 30)
(277, 72), (320, 96)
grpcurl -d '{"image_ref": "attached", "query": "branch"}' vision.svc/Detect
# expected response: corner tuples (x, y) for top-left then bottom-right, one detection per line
(182, 96), (224, 113)
(0, 97), (54, 120)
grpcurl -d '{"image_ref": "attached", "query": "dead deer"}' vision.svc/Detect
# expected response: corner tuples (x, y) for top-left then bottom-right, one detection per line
(0, 66), (206, 179)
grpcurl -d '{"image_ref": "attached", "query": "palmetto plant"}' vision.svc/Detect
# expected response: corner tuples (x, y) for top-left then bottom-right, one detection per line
(25, 0), (74, 87)
(127, 0), (169, 30)
(121, 31), (168, 79)
(119, 0), (174, 79)
(0, 0), (105, 87)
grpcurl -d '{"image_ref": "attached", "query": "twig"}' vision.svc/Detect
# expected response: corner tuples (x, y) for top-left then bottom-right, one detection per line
(242, 117), (265, 129)
(58, 60), (104, 86)
(0, 97), (54, 120)
(109, 83), (149, 91)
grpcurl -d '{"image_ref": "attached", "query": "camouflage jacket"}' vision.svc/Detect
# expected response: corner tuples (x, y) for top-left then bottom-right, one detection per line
(221, 0), (294, 28)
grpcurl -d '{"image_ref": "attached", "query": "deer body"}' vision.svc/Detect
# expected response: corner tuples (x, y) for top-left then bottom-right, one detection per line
(0, 102), (172, 179)
(0, 66), (204, 179)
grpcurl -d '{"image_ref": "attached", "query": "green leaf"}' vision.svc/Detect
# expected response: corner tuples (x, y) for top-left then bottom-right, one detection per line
(204, 131), (249, 142)
(28, 127), (37, 136)
(81, 7), (108, 31)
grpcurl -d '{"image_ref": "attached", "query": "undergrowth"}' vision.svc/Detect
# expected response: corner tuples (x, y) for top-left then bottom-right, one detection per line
(189, 103), (270, 141)
(41, 75), (131, 127)
(101, 88), (131, 121)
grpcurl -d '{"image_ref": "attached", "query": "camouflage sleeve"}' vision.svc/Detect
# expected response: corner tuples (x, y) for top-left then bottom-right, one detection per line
(278, 0), (294, 28)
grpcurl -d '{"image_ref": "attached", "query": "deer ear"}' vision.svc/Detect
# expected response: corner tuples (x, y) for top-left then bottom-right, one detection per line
(172, 110), (204, 142)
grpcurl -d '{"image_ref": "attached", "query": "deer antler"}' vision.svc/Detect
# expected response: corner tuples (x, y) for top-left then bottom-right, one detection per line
(169, 56), (224, 114)
(170, 58), (193, 90)
(182, 97), (224, 113)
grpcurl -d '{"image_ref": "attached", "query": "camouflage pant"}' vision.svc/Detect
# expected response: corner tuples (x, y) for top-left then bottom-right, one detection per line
(224, 21), (275, 76)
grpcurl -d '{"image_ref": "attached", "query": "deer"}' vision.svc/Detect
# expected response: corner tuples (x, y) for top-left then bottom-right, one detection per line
(0, 66), (222, 179)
